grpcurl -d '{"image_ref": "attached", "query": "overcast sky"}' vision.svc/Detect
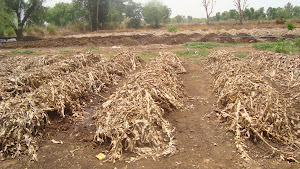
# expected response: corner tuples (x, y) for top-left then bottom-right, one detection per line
(44, 0), (300, 18)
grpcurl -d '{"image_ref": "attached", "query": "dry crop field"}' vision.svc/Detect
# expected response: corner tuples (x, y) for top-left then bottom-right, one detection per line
(0, 26), (299, 169)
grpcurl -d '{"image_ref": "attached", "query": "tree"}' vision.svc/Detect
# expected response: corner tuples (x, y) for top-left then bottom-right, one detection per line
(254, 7), (266, 20)
(233, 0), (248, 24)
(175, 15), (184, 24)
(73, 0), (90, 32)
(202, 0), (216, 25)
(221, 11), (230, 20)
(142, 0), (170, 28)
(125, 1), (142, 28)
(46, 2), (76, 27)
(243, 8), (252, 21)
(285, 2), (293, 13)
(187, 16), (193, 23)
(1, 0), (44, 40)
(291, 6), (300, 18)
(275, 7), (289, 23)
(162, 6), (171, 24)
(266, 7), (277, 20)
(215, 12), (221, 21)
(229, 9), (239, 20)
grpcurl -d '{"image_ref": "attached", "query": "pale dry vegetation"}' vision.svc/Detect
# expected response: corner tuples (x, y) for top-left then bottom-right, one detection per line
(94, 52), (186, 162)
(207, 50), (299, 162)
(0, 52), (143, 160)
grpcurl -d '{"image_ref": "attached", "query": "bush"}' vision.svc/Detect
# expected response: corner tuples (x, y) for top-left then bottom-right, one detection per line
(275, 39), (290, 54)
(167, 25), (178, 33)
(46, 24), (56, 35)
(6, 27), (16, 37)
(295, 38), (300, 48)
(285, 21), (296, 30)
(127, 19), (141, 29)
(0, 27), (4, 37)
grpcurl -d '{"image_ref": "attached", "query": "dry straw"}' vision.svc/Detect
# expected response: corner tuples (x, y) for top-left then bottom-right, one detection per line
(0, 52), (142, 160)
(207, 50), (299, 162)
(94, 52), (186, 163)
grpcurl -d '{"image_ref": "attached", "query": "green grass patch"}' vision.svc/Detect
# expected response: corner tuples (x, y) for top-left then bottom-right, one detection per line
(253, 39), (300, 54)
(253, 42), (275, 51)
(182, 42), (238, 48)
(103, 53), (117, 58)
(139, 52), (157, 61)
(174, 48), (211, 62)
(85, 46), (100, 51)
(235, 53), (248, 58)
(10, 49), (36, 54)
(59, 49), (74, 53)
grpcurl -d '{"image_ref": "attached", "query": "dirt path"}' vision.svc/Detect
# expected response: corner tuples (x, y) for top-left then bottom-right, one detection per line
(1, 60), (242, 169)
(1, 52), (298, 168)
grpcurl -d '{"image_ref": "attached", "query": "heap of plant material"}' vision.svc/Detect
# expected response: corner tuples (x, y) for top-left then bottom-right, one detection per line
(0, 52), (143, 160)
(207, 50), (299, 162)
(94, 52), (186, 162)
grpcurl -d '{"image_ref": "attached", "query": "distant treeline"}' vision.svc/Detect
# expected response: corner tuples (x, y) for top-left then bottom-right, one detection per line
(171, 2), (300, 24)
(0, 0), (299, 39)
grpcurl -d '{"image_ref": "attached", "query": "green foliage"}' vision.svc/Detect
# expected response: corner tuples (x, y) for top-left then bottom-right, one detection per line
(125, 1), (142, 29)
(85, 46), (100, 51)
(175, 48), (211, 61)
(285, 21), (295, 30)
(275, 8), (290, 24)
(275, 39), (291, 53)
(235, 53), (248, 58)
(0, 0), (14, 28)
(46, 2), (76, 27)
(10, 50), (36, 54)
(0, 27), (5, 37)
(175, 15), (184, 24)
(59, 49), (74, 53)
(253, 39), (299, 54)
(142, 0), (171, 28)
(1, 0), (44, 39)
(6, 27), (15, 36)
(46, 25), (56, 34)
(253, 42), (275, 50)
(182, 42), (237, 48)
(295, 38), (300, 48)
(167, 25), (178, 33)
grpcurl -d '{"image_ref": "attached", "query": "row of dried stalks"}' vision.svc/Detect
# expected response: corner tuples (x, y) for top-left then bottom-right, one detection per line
(0, 52), (143, 161)
(207, 50), (299, 162)
(94, 52), (186, 163)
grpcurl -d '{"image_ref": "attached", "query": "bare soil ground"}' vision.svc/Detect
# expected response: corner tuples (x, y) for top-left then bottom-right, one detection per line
(0, 28), (299, 169)
(1, 28), (299, 49)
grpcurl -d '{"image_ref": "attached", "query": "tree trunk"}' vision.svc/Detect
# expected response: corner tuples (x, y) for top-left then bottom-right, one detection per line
(15, 28), (23, 40)
(239, 13), (243, 25)
(206, 14), (209, 25)
(96, 0), (99, 31)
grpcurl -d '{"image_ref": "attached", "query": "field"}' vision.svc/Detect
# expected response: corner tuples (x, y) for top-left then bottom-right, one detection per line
(0, 25), (299, 169)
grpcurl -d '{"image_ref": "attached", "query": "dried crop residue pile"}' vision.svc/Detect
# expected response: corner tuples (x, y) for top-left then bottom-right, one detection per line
(0, 52), (143, 160)
(94, 52), (186, 162)
(207, 50), (299, 162)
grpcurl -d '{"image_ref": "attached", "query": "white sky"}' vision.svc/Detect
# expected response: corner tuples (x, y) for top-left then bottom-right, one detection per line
(44, 0), (300, 18)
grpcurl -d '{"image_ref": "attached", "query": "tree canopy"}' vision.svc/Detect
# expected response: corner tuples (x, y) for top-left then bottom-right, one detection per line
(1, 0), (44, 39)
(142, 0), (171, 28)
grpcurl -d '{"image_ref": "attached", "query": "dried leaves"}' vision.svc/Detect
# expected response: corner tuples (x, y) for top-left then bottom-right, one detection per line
(0, 52), (142, 160)
(207, 50), (299, 162)
(94, 52), (186, 162)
